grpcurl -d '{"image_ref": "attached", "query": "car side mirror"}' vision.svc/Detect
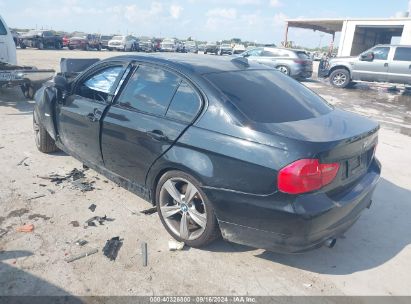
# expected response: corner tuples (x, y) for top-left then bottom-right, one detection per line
(360, 52), (374, 61)
(54, 75), (68, 91)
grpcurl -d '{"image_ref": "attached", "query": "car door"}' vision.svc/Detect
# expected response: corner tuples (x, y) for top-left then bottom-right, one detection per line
(388, 46), (411, 85)
(56, 63), (127, 166)
(352, 46), (390, 82)
(101, 63), (203, 188)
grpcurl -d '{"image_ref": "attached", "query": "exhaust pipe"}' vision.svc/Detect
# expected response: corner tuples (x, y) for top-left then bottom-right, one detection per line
(324, 238), (337, 248)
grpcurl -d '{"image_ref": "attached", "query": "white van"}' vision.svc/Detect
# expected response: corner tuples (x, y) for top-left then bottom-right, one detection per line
(0, 14), (17, 65)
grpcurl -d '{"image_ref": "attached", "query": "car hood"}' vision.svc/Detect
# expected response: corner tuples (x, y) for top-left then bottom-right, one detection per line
(70, 37), (86, 41)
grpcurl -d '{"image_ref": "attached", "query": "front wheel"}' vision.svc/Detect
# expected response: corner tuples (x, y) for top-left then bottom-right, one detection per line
(33, 111), (59, 153)
(156, 171), (220, 248)
(329, 69), (351, 88)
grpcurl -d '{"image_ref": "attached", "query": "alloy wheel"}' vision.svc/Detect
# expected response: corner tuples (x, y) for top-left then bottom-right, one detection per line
(332, 73), (347, 86)
(277, 66), (289, 75)
(33, 113), (40, 148)
(159, 177), (207, 241)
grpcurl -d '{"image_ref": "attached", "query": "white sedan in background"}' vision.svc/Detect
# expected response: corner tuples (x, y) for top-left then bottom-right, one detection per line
(108, 35), (137, 51)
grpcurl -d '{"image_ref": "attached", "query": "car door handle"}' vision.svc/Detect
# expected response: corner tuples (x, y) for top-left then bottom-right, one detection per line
(146, 130), (168, 141)
(384, 63), (388, 67)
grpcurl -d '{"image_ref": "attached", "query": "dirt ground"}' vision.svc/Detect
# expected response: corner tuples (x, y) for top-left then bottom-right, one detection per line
(0, 49), (411, 296)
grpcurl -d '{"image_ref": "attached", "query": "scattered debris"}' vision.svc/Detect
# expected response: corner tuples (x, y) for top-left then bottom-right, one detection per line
(88, 204), (97, 212)
(140, 207), (157, 215)
(121, 202), (137, 215)
(168, 240), (185, 251)
(28, 214), (51, 221)
(17, 156), (28, 166)
(0, 228), (7, 238)
(303, 283), (313, 288)
(82, 164), (89, 170)
(75, 239), (88, 246)
(47, 189), (56, 195)
(71, 178), (95, 192)
(84, 215), (114, 228)
(38, 168), (86, 184)
(27, 194), (46, 201)
(39, 184), (47, 187)
(70, 221), (80, 227)
(141, 242), (148, 267)
(103, 237), (123, 261)
(16, 224), (34, 232)
(65, 248), (98, 263)
(0, 146), (4, 149)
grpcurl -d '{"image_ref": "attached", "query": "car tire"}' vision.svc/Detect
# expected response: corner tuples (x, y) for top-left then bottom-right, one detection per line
(276, 65), (290, 75)
(33, 111), (59, 153)
(156, 170), (220, 248)
(38, 42), (44, 50)
(329, 69), (351, 88)
(55, 41), (62, 49)
(97, 44), (102, 51)
(20, 43), (27, 49)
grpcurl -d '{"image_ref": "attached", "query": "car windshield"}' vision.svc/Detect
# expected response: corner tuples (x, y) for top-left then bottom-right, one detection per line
(222, 44), (231, 48)
(205, 70), (332, 123)
(112, 36), (124, 41)
(101, 36), (112, 40)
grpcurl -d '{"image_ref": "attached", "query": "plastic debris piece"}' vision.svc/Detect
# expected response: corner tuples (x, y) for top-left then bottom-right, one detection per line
(103, 237), (123, 261)
(16, 224), (34, 232)
(168, 240), (185, 251)
(140, 207), (157, 215)
(88, 204), (97, 212)
(75, 239), (88, 246)
(65, 248), (98, 263)
(141, 242), (148, 267)
(84, 215), (114, 228)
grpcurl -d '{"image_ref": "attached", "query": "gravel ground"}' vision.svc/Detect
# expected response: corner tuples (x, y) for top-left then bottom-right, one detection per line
(0, 49), (410, 296)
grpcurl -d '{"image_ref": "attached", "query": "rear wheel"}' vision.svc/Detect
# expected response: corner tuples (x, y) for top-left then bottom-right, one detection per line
(276, 65), (290, 75)
(329, 69), (351, 88)
(33, 111), (59, 153)
(156, 171), (220, 247)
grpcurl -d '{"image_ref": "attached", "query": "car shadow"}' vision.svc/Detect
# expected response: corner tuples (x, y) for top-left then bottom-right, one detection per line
(0, 250), (82, 301)
(253, 178), (411, 274)
(0, 87), (34, 114)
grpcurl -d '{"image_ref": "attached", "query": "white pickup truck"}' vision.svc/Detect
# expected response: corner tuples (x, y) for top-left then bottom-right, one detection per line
(1, 14), (54, 98)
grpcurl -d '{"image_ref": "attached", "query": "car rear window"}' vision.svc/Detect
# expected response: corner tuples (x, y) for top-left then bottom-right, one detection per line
(205, 70), (332, 123)
(296, 51), (310, 59)
(393, 47), (411, 61)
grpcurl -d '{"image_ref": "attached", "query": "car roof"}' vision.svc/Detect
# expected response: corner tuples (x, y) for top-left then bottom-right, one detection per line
(105, 53), (269, 75)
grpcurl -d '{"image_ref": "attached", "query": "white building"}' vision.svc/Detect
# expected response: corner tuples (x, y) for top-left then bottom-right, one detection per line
(284, 17), (411, 56)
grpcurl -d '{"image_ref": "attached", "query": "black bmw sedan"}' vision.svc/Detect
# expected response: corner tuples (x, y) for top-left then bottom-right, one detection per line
(33, 54), (381, 253)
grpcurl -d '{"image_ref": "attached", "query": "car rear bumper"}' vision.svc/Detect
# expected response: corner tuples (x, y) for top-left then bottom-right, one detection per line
(203, 158), (381, 253)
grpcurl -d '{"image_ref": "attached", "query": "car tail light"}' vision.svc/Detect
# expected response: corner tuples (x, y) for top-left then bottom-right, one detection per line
(278, 159), (340, 194)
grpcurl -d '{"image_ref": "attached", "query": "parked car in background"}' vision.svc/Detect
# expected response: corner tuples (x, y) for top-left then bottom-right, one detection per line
(62, 35), (70, 48)
(160, 38), (178, 52)
(323, 45), (411, 88)
(20, 30), (63, 49)
(68, 32), (102, 51)
(138, 36), (154, 52)
(198, 44), (206, 52)
(218, 44), (233, 55)
(100, 35), (113, 50)
(108, 35), (137, 51)
(232, 44), (246, 54)
(184, 41), (198, 53)
(34, 54), (380, 253)
(241, 47), (313, 79)
(204, 42), (218, 55)
(153, 38), (162, 52)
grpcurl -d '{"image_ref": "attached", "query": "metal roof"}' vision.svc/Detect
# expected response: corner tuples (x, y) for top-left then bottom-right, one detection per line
(286, 17), (411, 34)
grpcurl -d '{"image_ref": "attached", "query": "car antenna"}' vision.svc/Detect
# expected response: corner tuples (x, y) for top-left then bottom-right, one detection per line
(231, 57), (249, 67)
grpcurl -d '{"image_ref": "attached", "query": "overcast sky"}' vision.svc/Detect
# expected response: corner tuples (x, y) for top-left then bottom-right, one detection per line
(1, 0), (409, 47)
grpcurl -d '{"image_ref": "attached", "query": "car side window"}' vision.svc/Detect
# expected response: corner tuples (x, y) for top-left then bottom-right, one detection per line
(166, 81), (201, 123)
(393, 47), (411, 61)
(372, 47), (390, 60)
(77, 66), (123, 102)
(0, 20), (7, 35)
(247, 48), (263, 56)
(117, 65), (180, 116)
